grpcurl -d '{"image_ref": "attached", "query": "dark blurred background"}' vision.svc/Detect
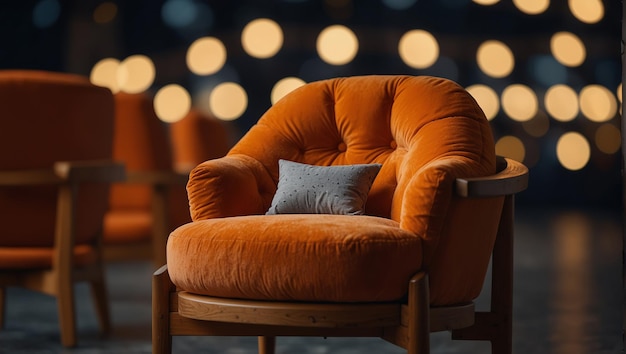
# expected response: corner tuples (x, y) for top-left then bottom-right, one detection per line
(0, 0), (621, 209)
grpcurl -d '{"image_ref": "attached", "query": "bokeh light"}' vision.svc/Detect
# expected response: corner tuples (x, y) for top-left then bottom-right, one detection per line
(544, 84), (579, 122)
(316, 25), (359, 65)
(557, 132), (590, 171)
(466, 84), (499, 121)
(513, 0), (549, 15)
(241, 18), (284, 59)
(187, 37), (227, 75)
(93, 2), (117, 24)
(161, 0), (196, 28)
(33, 0), (60, 29)
(473, 0), (500, 5)
(90, 58), (121, 93)
(477, 40), (514, 78)
(496, 136), (526, 163)
(551, 32), (586, 67)
(153, 84), (192, 123)
(117, 55), (155, 94)
(522, 111), (550, 137)
(579, 84), (617, 123)
(568, 0), (604, 24)
(271, 77), (306, 105)
(382, 0), (417, 10)
(595, 123), (621, 155)
(398, 30), (439, 69)
(501, 84), (538, 122)
(209, 82), (248, 121)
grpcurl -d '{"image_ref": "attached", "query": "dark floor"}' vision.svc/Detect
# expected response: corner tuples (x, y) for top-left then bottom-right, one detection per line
(0, 206), (623, 354)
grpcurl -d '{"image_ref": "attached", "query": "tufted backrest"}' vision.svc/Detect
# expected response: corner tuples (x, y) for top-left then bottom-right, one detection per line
(189, 75), (502, 304)
(0, 70), (115, 247)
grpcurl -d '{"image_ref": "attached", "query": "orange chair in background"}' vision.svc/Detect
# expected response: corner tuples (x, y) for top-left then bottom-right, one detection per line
(103, 93), (234, 267)
(169, 108), (235, 174)
(103, 92), (187, 267)
(0, 70), (124, 347)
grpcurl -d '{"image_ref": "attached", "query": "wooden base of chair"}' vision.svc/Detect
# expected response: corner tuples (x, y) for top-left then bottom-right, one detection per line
(153, 266), (476, 354)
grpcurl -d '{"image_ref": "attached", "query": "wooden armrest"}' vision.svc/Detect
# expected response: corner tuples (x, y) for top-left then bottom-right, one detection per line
(125, 170), (189, 186)
(0, 160), (125, 186)
(54, 160), (125, 183)
(455, 156), (528, 198)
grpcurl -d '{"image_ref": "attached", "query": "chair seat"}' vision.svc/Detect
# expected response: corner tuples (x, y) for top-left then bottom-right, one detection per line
(104, 210), (152, 244)
(167, 214), (423, 302)
(0, 244), (97, 269)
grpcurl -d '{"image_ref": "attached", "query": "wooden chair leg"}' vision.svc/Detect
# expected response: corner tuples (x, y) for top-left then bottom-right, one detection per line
(258, 336), (276, 354)
(57, 280), (77, 347)
(90, 273), (111, 336)
(153, 265), (174, 354)
(407, 272), (430, 354)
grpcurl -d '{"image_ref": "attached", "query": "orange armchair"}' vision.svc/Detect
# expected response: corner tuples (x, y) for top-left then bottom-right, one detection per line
(0, 70), (124, 347)
(152, 75), (528, 353)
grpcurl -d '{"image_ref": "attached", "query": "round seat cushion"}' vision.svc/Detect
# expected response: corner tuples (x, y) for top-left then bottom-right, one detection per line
(167, 214), (423, 302)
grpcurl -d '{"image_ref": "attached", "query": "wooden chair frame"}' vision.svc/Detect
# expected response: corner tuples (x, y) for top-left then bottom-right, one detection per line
(152, 157), (528, 354)
(0, 160), (125, 347)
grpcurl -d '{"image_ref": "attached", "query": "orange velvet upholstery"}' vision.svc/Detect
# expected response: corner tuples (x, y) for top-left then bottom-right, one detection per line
(0, 70), (114, 263)
(167, 75), (501, 306)
(170, 108), (234, 173)
(104, 92), (174, 245)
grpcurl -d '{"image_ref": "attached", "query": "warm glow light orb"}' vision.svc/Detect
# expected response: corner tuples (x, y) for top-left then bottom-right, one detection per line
(93, 1), (117, 24)
(187, 37), (227, 75)
(466, 84), (499, 121)
(501, 84), (537, 122)
(271, 77), (306, 105)
(568, 0), (604, 24)
(513, 0), (549, 15)
(117, 54), (155, 94)
(241, 18), (283, 59)
(398, 30), (439, 69)
(476, 40), (514, 78)
(495, 136), (526, 163)
(595, 123), (621, 155)
(556, 132), (590, 171)
(209, 82), (248, 121)
(90, 58), (121, 93)
(522, 111), (550, 138)
(473, 0), (500, 5)
(579, 85), (617, 123)
(544, 84), (579, 122)
(550, 32), (586, 67)
(316, 25), (358, 65)
(153, 84), (192, 123)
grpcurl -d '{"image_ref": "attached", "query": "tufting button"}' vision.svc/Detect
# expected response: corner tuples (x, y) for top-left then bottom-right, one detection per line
(390, 140), (397, 149)
(337, 142), (347, 152)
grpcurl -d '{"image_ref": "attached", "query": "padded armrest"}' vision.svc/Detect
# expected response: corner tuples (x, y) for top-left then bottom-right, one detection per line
(0, 160), (125, 186)
(187, 154), (276, 220)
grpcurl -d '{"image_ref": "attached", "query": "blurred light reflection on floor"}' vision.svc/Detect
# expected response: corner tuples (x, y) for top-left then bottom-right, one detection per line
(0, 206), (622, 353)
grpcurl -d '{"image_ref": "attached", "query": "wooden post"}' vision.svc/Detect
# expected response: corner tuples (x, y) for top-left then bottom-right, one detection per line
(153, 265), (174, 354)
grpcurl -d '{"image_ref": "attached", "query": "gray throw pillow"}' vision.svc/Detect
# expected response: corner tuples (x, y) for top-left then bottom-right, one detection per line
(266, 159), (382, 215)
